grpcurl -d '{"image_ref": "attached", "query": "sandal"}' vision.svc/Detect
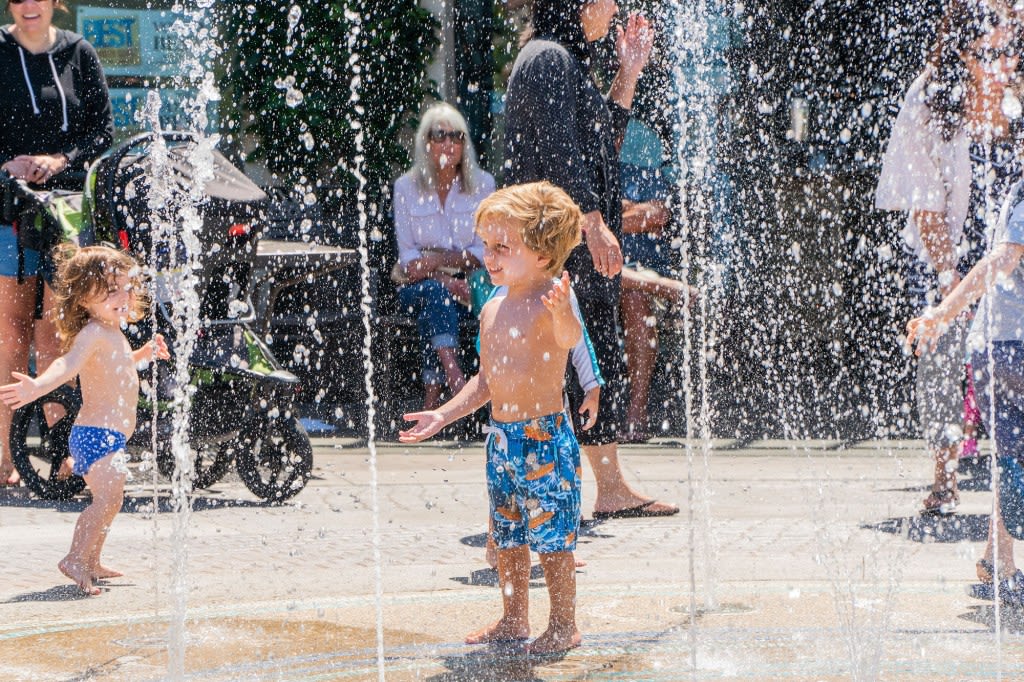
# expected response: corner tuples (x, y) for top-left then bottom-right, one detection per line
(968, 569), (1024, 605)
(921, 488), (959, 515)
(978, 558), (995, 584)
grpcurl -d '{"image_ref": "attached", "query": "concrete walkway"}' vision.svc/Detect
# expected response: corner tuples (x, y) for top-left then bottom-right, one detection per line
(0, 438), (1021, 680)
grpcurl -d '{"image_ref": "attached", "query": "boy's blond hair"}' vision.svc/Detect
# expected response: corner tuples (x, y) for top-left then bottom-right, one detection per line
(475, 181), (582, 276)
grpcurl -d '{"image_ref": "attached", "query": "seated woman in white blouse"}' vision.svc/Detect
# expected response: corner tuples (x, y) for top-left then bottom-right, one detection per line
(393, 103), (495, 409)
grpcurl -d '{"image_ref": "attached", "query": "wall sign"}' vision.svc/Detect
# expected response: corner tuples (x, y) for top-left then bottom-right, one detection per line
(78, 6), (188, 78)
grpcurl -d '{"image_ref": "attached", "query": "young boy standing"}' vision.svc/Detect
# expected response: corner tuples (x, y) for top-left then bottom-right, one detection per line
(400, 181), (585, 654)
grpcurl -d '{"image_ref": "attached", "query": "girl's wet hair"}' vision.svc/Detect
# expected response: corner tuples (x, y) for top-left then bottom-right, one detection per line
(926, 0), (1022, 141)
(51, 245), (148, 350)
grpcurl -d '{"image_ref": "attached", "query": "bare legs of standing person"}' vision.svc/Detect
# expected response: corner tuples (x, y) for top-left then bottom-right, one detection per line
(619, 288), (657, 442)
(0, 275), (36, 486)
(465, 545), (580, 655)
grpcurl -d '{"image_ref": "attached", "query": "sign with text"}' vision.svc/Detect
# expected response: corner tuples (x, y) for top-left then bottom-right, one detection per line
(77, 6), (189, 77)
(109, 89), (219, 139)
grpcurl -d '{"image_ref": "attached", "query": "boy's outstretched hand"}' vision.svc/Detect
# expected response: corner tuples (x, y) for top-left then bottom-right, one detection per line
(541, 271), (573, 314)
(399, 411), (446, 443)
(0, 372), (41, 410)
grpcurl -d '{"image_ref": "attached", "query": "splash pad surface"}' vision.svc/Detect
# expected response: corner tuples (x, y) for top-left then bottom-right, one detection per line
(0, 439), (1021, 680)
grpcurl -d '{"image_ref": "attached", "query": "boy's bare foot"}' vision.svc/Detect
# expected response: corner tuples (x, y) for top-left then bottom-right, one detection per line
(465, 617), (529, 644)
(528, 625), (581, 655)
(0, 461), (20, 487)
(59, 558), (100, 596)
(93, 565), (124, 580)
(56, 457), (74, 480)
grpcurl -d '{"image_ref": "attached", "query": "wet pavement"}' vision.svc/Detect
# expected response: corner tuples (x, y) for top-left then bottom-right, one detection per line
(1, 438), (1022, 680)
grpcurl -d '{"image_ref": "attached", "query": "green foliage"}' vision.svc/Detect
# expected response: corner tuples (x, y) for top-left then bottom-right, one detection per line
(219, 1), (439, 203)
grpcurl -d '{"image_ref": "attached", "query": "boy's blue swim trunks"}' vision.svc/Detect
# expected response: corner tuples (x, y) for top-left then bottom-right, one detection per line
(69, 426), (127, 477)
(484, 412), (581, 554)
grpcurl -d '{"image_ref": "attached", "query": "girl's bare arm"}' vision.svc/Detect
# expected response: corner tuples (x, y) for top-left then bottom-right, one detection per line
(132, 334), (170, 365)
(0, 327), (101, 408)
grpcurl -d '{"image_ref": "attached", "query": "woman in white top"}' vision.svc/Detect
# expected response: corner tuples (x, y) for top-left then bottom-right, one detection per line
(876, 1), (1022, 516)
(393, 103), (495, 409)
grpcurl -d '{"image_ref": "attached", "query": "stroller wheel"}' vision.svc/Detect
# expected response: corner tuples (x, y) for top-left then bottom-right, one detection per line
(10, 386), (86, 500)
(155, 438), (234, 491)
(234, 413), (312, 502)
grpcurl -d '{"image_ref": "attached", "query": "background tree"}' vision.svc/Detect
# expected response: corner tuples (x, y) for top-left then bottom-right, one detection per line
(220, 0), (439, 242)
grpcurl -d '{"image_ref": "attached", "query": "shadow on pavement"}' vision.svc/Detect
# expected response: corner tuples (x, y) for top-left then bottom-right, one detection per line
(424, 640), (557, 682)
(451, 564), (548, 589)
(865, 513), (990, 543)
(453, 520), (614, 587)
(3, 584), (93, 603)
(959, 603), (1024, 633)
(0, 488), (270, 513)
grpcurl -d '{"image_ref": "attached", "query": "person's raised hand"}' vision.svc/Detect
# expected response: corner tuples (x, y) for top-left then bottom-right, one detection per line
(399, 411), (446, 443)
(616, 12), (654, 78)
(583, 211), (623, 278)
(541, 271), (573, 315)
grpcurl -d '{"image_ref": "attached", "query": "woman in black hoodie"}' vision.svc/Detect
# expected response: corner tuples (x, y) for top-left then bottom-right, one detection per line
(0, 0), (113, 485)
(504, 0), (678, 520)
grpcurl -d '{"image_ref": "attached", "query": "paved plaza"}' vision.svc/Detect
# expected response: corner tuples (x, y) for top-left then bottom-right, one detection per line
(1, 437), (1023, 680)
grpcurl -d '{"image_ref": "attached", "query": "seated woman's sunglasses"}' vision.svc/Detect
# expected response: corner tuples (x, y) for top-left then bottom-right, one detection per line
(428, 129), (466, 143)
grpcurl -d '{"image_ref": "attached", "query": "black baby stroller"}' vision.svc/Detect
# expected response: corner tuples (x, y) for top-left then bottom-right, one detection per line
(5, 132), (313, 502)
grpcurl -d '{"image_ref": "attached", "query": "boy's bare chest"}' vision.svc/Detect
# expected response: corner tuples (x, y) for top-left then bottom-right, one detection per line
(480, 303), (553, 371)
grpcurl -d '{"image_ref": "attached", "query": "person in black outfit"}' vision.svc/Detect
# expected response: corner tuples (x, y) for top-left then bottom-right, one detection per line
(0, 0), (113, 486)
(504, 0), (678, 519)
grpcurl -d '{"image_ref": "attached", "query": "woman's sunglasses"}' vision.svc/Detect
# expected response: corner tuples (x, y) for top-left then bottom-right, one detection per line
(9, 0), (53, 5)
(428, 129), (465, 144)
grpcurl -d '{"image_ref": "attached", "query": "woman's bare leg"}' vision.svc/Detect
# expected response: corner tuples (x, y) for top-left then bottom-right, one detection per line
(619, 289), (656, 440)
(983, 509), (1017, 577)
(35, 283), (65, 426)
(0, 275), (38, 486)
(585, 443), (678, 516)
(437, 346), (466, 395)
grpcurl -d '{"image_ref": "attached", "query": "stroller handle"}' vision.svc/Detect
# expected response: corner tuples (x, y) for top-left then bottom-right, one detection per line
(104, 131), (200, 167)
(99, 132), (201, 219)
